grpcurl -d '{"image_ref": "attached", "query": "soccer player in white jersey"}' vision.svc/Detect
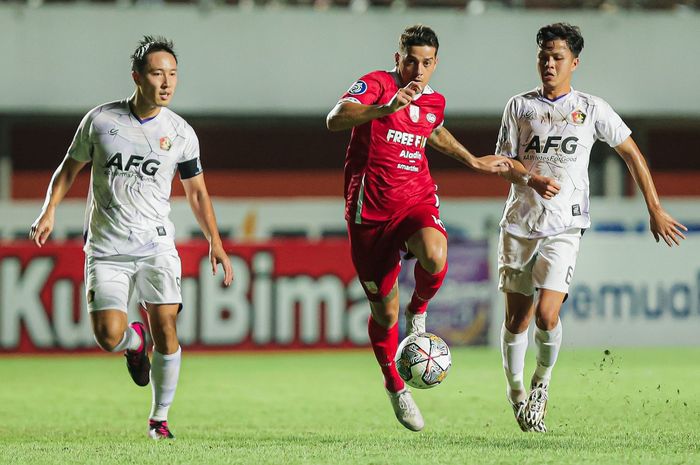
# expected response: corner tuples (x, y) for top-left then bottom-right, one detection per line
(495, 23), (687, 432)
(29, 36), (233, 440)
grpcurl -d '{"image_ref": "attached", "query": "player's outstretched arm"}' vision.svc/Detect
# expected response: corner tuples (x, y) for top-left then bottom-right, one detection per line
(29, 156), (87, 247)
(325, 81), (422, 131)
(182, 174), (234, 286)
(427, 126), (513, 174)
(499, 158), (561, 200)
(614, 136), (687, 246)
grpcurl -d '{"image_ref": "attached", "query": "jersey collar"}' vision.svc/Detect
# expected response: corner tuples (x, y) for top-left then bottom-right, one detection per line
(536, 86), (574, 104)
(126, 99), (163, 125)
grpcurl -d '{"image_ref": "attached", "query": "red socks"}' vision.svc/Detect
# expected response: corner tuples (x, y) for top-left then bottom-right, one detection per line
(367, 262), (448, 392)
(407, 262), (448, 314)
(367, 316), (404, 393)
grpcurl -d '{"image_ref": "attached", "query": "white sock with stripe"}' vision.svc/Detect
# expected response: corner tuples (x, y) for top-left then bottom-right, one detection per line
(501, 323), (529, 403)
(150, 346), (182, 422)
(533, 319), (562, 387)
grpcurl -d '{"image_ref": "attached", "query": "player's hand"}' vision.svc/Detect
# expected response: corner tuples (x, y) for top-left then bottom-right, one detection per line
(210, 242), (234, 286)
(649, 207), (687, 247)
(529, 175), (560, 200)
(472, 155), (514, 174)
(385, 81), (422, 113)
(29, 210), (55, 248)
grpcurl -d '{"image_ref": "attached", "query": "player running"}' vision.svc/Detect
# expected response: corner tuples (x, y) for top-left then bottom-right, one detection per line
(495, 23), (687, 432)
(326, 24), (512, 432)
(29, 36), (233, 440)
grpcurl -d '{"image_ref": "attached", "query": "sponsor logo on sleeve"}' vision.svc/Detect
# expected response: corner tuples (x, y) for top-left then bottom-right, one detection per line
(348, 80), (368, 95)
(160, 136), (172, 151)
(572, 204), (581, 216)
(426, 113), (436, 124)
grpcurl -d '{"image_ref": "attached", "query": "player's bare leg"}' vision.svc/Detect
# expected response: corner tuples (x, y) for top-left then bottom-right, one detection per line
(405, 227), (448, 335)
(502, 292), (535, 431)
(524, 289), (565, 431)
(146, 303), (181, 440)
(368, 284), (424, 432)
(91, 310), (149, 386)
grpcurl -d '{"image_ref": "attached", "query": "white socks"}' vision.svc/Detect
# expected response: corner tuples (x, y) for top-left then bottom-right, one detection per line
(534, 319), (562, 386)
(500, 323), (528, 403)
(107, 326), (142, 353)
(150, 346), (182, 422)
(501, 319), (563, 400)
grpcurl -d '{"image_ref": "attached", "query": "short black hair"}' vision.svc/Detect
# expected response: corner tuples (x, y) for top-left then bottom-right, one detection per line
(399, 24), (439, 55)
(130, 35), (177, 74)
(537, 23), (584, 57)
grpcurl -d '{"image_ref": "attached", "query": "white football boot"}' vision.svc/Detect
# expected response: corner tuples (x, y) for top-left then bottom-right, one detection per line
(524, 382), (549, 432)
(387, 388), (425, 432)
(405, 311), (426, 336)
(509, 398), (529, 432)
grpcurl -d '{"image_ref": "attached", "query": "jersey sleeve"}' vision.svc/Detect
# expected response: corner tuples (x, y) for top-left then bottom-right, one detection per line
(433, 96), (445, 131)
(338, 72), (384, 105)
(66, 110), (96, 162)
(177, 124), (204, 180)
(495, 97), (520, 158)
(594, 98), (632, 147)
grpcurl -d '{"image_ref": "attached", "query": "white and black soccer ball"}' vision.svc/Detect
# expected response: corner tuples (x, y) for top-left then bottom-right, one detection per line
(395, 333), (451, 389)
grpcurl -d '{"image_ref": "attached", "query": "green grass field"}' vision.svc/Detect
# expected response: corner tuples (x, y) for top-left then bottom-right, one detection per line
(1, 347), (698, 465)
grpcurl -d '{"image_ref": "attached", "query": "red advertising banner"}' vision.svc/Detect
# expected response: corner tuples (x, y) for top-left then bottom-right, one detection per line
(0, 239), (491, 353)
(0, 240), (369, 353)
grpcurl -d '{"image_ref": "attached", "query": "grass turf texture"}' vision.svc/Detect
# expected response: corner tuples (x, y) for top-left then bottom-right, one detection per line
(1, 348), (698, 465)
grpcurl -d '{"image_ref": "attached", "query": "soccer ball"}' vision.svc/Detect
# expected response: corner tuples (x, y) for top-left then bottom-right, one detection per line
(395, 333), (451, 389)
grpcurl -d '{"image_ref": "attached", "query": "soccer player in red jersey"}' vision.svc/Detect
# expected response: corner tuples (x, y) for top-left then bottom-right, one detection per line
(326, 24), (512, 431)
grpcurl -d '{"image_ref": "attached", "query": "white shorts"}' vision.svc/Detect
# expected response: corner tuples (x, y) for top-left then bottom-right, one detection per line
(498, 228), (582, 295)
(84, 252), (182, 313)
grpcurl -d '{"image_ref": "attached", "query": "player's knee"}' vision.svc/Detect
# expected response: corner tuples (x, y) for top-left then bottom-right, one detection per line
(90, 310), (128, 352)
(370, 301), (399, 328)
(420, 243), (446, 274)
(534, 294), (563, 330)
(505, 311), (530, 334)
(151, 323), (179, 354)
(535, 313), (559, 331)
(93, 327), (125, 352)
(534, 304), (560, 330)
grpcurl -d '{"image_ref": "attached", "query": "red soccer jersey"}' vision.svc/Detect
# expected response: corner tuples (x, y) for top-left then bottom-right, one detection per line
(339, 70), (446, 224)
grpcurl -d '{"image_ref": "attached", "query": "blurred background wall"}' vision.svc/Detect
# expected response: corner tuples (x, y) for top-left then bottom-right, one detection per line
(0, 0), (698, 352)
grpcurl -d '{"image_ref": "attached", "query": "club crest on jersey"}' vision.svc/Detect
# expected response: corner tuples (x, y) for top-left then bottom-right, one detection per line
(426, 113), (436, 124)
(571, 109), (586, 125)
(409, 105), (420, 123)
(160, 136), (172, 151)
(348, 80), (368, 95)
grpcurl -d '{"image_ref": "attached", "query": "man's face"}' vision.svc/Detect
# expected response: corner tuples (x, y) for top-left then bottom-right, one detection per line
(537, 39), (579, 91)
(395, 45), (438, 90)
(133, 51), (178, 107)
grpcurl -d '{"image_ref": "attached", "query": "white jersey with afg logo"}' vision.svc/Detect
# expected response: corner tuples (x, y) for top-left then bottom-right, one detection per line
(496, 88), (631, 238)
(68, 99), (203, 257)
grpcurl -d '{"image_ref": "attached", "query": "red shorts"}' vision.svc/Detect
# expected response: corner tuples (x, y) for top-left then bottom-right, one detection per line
(347, 203), (447, 301)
